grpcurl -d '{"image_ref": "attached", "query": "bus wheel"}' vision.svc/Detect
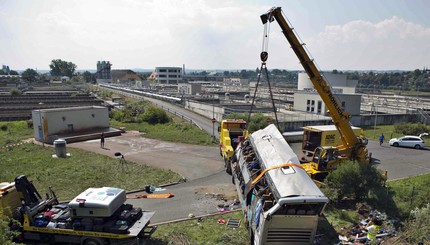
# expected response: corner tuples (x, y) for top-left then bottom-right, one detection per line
(83, 238), (103, 245)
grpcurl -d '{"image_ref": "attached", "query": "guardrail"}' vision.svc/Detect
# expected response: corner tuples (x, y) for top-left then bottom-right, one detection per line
(103, 88), (203, 130)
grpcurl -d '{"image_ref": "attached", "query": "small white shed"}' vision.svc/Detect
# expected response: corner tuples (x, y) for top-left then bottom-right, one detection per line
(32, 106), (109, 143)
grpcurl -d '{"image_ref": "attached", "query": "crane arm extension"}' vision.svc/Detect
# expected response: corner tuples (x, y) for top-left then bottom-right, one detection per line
(261, 7), (359, 148)
(250, 163), (303, 189)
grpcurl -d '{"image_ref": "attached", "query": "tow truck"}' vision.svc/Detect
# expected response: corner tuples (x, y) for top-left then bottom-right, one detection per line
(219, 119), (249, 174)
(8, 175), (156, 245)
(260, 7), (371, 179)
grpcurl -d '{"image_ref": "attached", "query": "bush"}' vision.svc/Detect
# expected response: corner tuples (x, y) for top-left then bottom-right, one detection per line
(9, 88), (22, 96)
(141, 106), (170, 125)
(401, 203), (430, 244)
(394, 122), (429, 136)
(322, 161), (384, 203)
(0, 125), (7, 131)
(26, 120), (33, 129)
(225, 113), (273, 132)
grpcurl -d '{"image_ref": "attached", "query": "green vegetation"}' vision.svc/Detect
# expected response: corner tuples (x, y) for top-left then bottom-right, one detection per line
(111, 120), (214, 145)
(362, 123), (430, 146)
(321, 162), (430, 244)
(225, 113), (273, 132)
(49, 59), (77, 77)
(0, 215), (20, 245)
(0, 143), (182, 200)
(0, 121), (34, 147)
(322, 161), (383, 203)
(148, 211), (249, 245)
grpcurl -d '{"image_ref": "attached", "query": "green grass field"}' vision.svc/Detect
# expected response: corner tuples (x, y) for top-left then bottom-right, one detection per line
(0, 143), (182, 200)
(110, 119), (215, 145)
(148, 211), (249, 245)
(0, 121), (34, 147)
(362, 124), (430, 147)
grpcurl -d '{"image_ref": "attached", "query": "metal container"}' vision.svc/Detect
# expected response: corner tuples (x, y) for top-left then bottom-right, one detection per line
(53, 139), (67, 158)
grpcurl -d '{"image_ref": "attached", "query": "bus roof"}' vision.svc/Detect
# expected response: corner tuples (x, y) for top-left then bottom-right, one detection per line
(250, 124), (327, 201)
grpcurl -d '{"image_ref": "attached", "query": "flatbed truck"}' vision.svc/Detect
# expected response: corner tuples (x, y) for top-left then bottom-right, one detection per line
(7, 175), (156, 245)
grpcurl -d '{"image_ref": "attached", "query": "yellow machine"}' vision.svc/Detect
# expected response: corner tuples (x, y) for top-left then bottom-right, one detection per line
(261, 7), (370, 179)
(219, 119), (249, 174)
(302, 125), (363, 156)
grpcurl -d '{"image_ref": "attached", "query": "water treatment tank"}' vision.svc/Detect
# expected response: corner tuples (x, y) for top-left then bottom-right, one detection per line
(53, 139), (67, 158)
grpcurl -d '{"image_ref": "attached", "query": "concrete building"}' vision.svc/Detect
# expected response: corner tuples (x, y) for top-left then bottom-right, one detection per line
(111, 70), (142, 84)
(155, 67), (182, 85)
(293, 92), (361, 116)
(178, 83), (202, 95)
(96, 61), (112, 83)
(223, 78), (249, 86)
(32, 106), (109, 143)
(298, 72), (358, 94)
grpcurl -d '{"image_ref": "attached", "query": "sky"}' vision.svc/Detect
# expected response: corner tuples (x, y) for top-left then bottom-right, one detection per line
(0, 0), (429, 71)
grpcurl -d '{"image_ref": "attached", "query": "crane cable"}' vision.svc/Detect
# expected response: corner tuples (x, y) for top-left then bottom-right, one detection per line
(247, 17), (280, 130)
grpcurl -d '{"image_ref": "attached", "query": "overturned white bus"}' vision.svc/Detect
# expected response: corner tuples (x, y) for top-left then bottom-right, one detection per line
(231, 124), (328, 245)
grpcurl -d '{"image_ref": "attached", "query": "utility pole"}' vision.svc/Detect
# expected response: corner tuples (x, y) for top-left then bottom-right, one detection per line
(212, 94), (216, 142)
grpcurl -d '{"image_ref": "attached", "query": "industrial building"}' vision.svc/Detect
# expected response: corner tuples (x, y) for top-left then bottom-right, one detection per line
(178, 83), (202, 95)
(32, 106), (111, 144)
(155, 67), (182, 85)
(96, 61), (112, 83)
(293, 92), (361, 116)
(298, 72), (358, 94)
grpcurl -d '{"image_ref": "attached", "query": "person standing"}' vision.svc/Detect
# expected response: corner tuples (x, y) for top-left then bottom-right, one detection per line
(100, 132), (105, 148)
(379, 133), (385, 146)
(365, 218), (382, 244)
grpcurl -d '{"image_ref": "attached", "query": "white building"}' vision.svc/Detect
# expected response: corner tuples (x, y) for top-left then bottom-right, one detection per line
(32, 106), (109, 143)
(178, 83), (202, 95)
(293, 92), (361, 116)
(298, 72), (358, 94)
(155, 67), (182, 85)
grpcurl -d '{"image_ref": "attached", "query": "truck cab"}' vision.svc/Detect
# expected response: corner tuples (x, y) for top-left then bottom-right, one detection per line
(219, 119), (248, 173)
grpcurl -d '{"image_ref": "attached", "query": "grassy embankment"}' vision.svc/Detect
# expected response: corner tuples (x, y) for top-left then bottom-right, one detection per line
(0, 117), (213, 200)
(362, 124), (430, 147)
(110, 118), (215, 146)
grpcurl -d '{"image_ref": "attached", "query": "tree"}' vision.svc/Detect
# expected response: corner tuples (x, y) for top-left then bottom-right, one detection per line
(21, 69), (38, 83)
(82, 71), (95, 83)
(49, 59), (77, 77)
(9, 70), (18, 75)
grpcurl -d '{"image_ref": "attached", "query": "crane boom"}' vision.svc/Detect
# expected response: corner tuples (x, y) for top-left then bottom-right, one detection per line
(261, 7), (368, 161)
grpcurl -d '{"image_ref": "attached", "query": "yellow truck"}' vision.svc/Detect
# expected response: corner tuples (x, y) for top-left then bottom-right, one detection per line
(302, 125), (363, 156)
(219, 119), (248, 174)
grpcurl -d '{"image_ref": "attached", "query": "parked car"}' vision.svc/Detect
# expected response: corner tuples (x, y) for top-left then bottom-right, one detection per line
(389, 133), (428, 149)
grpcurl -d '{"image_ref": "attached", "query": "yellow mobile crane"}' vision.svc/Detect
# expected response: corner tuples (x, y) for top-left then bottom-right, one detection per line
(260, 7), (370, 179)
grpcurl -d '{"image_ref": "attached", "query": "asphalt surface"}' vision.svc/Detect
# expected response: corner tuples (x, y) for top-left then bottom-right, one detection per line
(68, 132), (430, 224)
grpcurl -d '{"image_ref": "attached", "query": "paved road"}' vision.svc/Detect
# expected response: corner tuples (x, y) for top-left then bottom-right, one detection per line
(69, 132), (430, 223)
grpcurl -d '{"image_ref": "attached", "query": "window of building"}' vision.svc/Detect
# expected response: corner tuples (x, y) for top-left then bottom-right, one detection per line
(317, 101), (322, 114)
(311, 100), (315, 112)
(159, 75), (166, 78)
(341, 101), (346, 111)
(306, 100), (310, 112)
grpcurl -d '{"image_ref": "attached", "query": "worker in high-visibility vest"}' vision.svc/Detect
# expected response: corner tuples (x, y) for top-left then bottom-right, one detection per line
(365, 217), (382, 244)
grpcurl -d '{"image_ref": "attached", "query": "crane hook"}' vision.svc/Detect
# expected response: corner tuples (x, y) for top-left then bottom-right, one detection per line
(260, 51), (268, 62)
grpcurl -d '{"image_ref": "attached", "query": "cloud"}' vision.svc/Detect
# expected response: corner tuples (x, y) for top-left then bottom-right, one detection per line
(303, 16), (430, 70)
(1, 1), (429, 71)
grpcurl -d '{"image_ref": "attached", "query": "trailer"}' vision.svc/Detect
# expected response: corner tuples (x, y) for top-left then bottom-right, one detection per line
(9, 176), (156, 245)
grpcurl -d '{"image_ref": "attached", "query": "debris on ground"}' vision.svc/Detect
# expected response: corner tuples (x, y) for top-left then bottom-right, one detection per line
(126, 193), (174, 199)
(335, 209), (398, 244)
(226, 218), (241, 228)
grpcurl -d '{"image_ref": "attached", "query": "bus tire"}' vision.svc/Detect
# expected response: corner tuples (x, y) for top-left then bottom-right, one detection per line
(83, 238), (103, 245)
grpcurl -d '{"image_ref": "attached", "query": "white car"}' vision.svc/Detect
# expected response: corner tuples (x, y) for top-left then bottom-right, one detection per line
(389, 133), (428, 149)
